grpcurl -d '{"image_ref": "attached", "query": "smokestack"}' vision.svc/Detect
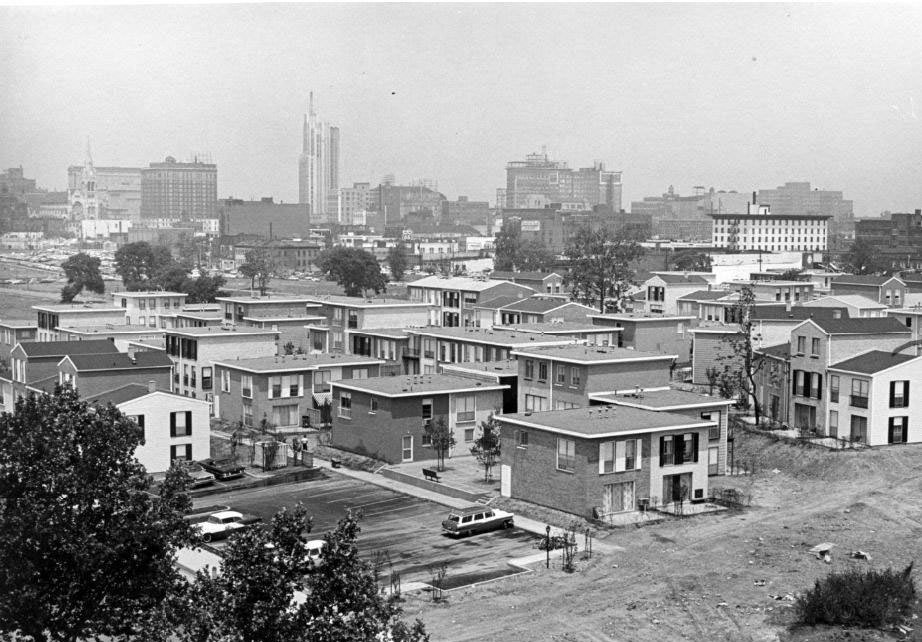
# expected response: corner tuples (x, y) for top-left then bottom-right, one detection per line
(752, 191), (757, 205)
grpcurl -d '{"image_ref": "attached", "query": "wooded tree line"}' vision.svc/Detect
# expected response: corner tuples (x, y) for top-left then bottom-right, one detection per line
(0, 388), (429, 642)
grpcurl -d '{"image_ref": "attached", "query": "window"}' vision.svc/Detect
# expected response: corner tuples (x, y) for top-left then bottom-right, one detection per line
(850, 379), (869, 408)
(464, 427), (475, 442)
(170, 444), (192, 462)
(369, 397), (378, 414)
(270, 376), (283, 399)
(890, 381), (910, 408)
(515, 430), (529, 448)
(130, 414), (145, 444)
(241, 375), (253, 398)
(624, 439), (637, 469)
(829, 410), (838, 435)
(554, 400), (578, 410)
(339, 392), (352, 419)
(599, 439), (643, 474)
(702, 412), (719, 440)
(570, 366), (581, 387)
(170, 411), (192, 437)
(201, 366), (212, 391)
(796, 336), (806, 354)
(289, 375), (300, 397)
(524, 394), (548, 412)
(811, 338), (820, 356)
(313, 370), (331, 393)
(456, 394), (475, 423)
(850, 415), (868, 443)
(888, 416), (908, 444)
(659, 433), (699, 466)
(272, 404), (299, 427)
(524, 360), (534, 380)
(556, 437), (576, 472)
(538, 362), (548, 382)
(830, 375), (839, 403)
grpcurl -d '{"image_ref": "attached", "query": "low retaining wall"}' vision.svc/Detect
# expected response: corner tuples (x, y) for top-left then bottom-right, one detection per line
(189, 467), (326, 498)
(379, 468), (487, 503)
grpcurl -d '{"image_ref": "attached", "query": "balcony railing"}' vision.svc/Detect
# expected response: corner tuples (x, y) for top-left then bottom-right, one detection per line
(403, 347), (420, 358)
(850, 395), (869, 409)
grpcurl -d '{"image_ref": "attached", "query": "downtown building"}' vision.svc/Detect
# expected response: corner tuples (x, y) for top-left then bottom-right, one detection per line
(503, 149), (622, 212)
(67, 144), (141, 220)
(298, 93), (340, 224)
(140, 155), (217, 220)
(757, 181), (854, 236)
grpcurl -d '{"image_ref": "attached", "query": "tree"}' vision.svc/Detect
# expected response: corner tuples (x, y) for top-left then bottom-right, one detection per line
(517, 238), (555, 272)
(114, 242), (176, 290)
(60, 252), (105, 302)
(316, 247), (387, 297)
(493, 219), (521, 271)
(563, 226), (644, 313)
(423, 416), (456, 472)
(182, 271), (227, 303)
(240, 248), (274, 295)
(387, 243), (409, 282)
(0, 386), (195, 642)
(470, 413), (502, 482)
(718, 286), (765, 424)
(843, 238), (890, 275)
(174, 506), (428, 642)
(672, 250), (711, 272)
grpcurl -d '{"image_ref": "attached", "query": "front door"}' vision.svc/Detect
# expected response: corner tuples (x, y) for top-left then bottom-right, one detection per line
(401, 435), (413, 462)
(662, 473), (692, 504)
(794, 403), (816, 431)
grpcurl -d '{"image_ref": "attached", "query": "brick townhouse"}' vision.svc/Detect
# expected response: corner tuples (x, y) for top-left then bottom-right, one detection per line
(57, 350), (174, 399)
(831, 275), (907, 307)
(641, 273), (711, 315)
(491, 296), (596, 327)
(492, 322), (619, 347)
(490, 271), (565, 294)
(33, 303), (126, 341)
(407, 275), (534, 327)
(496, 405), (716, 519)
(0, 319), (36, 363)
(113, 291), (187, 327)
(589, 313), (695, 363)
(216, 294), (325, 349)
(304, 295), (430, 355)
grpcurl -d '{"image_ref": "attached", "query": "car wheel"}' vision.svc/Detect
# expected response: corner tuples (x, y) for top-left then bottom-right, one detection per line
(202, 533), (212, 543)
(503, 520), (512, 529)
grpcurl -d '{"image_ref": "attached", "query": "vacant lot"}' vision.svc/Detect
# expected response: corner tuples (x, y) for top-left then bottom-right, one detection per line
(193, 474), (538, 586)
(399, 432), (922, 642)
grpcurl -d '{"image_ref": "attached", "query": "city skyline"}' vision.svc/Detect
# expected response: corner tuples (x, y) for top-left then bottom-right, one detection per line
(2, 4), (921, 216)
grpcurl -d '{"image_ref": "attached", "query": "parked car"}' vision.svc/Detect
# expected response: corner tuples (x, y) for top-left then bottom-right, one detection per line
(199, 458), (246, 481)
(183, 462), (216, 488)
(441, 506), (514, 537)
(195, 510), (260, 542)
(304, 539), (326, 562)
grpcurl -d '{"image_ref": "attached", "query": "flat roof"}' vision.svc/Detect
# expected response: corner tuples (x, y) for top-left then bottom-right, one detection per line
(306, 295), (431, 308)
(176, 311), (224, 320)
(589, 387), (733, 411)
(347, 327), (413, 339)
(113, 291), (186, 297)
(214, 353), (385, 374)
(332, 373), (508, 397)
(32, 303), (123, 313)
(500, 297), (584, 314)
(498, 406), (715, 439)
(406, 326), (577, 348)
(86, 383), (209, 406)
(0, 319), (36, 329)
(58, 325), (165, 335)
(439, 360), (519, 377)
(216, 295), (323, 305)
(492, 322), (615, 335)
(588, 313), (696, 322)
(242, 315), (325, 323)
(409, 275), (533, 292)
(165, 327), (279, 338)
(511, 344), (676, 364)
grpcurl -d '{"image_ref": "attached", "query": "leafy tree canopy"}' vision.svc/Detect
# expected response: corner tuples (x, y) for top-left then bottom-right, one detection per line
(563, 226), (644, 313)
(387, 243), (409, 282)
(0, 386), (195, 642)
(60, 252), (105, 302)
(493, 220), (555, 272)
(843, 238), (891, 275)
(671, 250), (711, 272)
(240, 248), (274, 295)
(114, 241), (176, 290)
(317, 247), (387, 297)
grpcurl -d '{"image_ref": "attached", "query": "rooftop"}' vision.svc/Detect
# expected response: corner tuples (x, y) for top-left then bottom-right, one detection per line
(757, 343), (792, 360)
(306, 294), (430, 308)
(500, 297), (586, 314)
(165, 326), (279, 337)
(86, 383), (194, 406)
(0, 319), (37, 329)
(749, 305), (850, 321)
(588, 312), (696, 322)
(492, 322), (615, 334)
(64, 351), (173, 372)
(832, 275), (904, 286)
(58, 324), (166, 335)
(332, 373), (508, 397)
(590, 387), (733, 411)
(511, 344), (676, 364)
(474, 295), (529, 311)
(829, 350), (919, 375)
(439, 360), (519, 377)
(242, 315), (326, 323)
(113, 291), (187, 298)
(405, 326), (577, 347)
(677, 290), (733, 302)
(409, 275), (535, 292)
(347, 327), (413, 339)
(807, 316), (910, 335)
(498, 405), (714, 439)
(215, 294), (324, 305)
(804, 294), (887, 309)
(32, 303), (123, 313)
(650, 273), (710, 285)
(16, 339), (121, 358)
(490, 271), (561, 281)
(214, 353), (384, 373)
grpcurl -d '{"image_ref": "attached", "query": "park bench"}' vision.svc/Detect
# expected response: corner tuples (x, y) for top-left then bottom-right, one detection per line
(422, 467), (441, 483)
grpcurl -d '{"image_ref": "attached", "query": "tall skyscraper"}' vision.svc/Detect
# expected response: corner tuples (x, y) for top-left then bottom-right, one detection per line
(298, 93), (340, 223)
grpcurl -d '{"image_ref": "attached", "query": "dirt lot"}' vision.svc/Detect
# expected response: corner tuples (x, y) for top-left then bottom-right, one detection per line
(396, 431), (922, 642)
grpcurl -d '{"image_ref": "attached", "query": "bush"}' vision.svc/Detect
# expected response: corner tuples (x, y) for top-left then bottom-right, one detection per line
(797, 563), (916, 627)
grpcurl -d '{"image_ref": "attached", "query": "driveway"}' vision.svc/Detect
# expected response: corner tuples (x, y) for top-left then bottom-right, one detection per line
(192, 473), (538, 585)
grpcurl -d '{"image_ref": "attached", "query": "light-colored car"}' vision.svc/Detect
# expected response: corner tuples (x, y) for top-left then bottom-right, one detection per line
(304, 539), (326, 562)
(183, 462), (216, 488)
(195, 510), (250, 542)
(441, 506), (514, 537)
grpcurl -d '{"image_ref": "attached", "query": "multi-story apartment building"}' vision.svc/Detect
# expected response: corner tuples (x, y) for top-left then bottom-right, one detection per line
(490, 272), (565, 295)
(165, 327), (279, 405)
(407, 275), (534, 327)
(488, 297), (595, 328)
(642, 273), (712, 315)
(336, 182), (374, 226)
(33, 303), (126, 341)
(710, 202), (829, 252)
(831, 275), (907, 308)
(113, 291), (188, 327)
(727, 280), (815, 304)
(87, 382), (211, 473)
(803, 295), (887, 318)
(57, 351), (174, 399)
(0, 319), (36, 362)
(492, 323), (619, 347)
(440, 360), (520, 413)
(305, 295), (431, 353)
(886, 306), (922, 355)
(754, 342), (792, 424)
(496, 405), (715, 518)
(214, 353), (383, 432)
(405, 327), (575, 374)
(504, 151), (622, 212)
(141, 156), (217, 220)
(345, 328), (414, 375)
(233, 240), (323, 275)
(589, 313), (695, 363)
(216, 294), (324, 349)
(441, 196), (490, 229)
(331, 374), (507, 463)
(510, 344), (677, 412)
(788, 317), (911, 432)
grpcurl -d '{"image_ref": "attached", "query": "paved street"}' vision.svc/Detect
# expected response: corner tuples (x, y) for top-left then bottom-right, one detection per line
(193, 472), (539, 585)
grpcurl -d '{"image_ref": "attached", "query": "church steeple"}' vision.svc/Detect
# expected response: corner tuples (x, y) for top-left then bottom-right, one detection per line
(85, 136), (94, 169)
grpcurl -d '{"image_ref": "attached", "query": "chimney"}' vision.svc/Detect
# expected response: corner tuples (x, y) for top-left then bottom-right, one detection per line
(148, 380), (157, 393)
(752, 191), (757, 205)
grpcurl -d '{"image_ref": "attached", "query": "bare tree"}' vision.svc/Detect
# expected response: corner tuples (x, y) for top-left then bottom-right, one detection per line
(719, 286), (765, 424)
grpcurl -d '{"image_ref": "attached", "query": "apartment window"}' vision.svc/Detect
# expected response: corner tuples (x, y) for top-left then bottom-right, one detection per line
(130, 414), (145, 444)
(138, 316), (146, 326)
(524, 360), (534, 380)
(524, 394), (548, 412)
(599, 439), (643, 474)
(830, 375), (839, 403)
(809, 372), (821, 399)
(369, 397), (378, 414)
(352, 368), (368, 380)
(464, 426), (476, 442)
(339, 392), (352, 419)
(570, 366), (581, 387)
(659, 433), (699, 466)
(289, 375), (300, 397)
(555, 400), (578, 410)
(515, 429), (529, 448)
(170, 444), (192, 462)
(796, 336), (806, 354)
(270, 376), (283, 399)
(242, 402), (253, 427)
(201, 367), (212, 391)
(170, 411), (192, 437)
(811, 338), (820, 356)
(850, 415), (868, 443)
(556, 437), (576, 472)
(313, 370), (331, 393)
(272, 404), (299, 427)
(702, 412), (719, 440)
(829, 410), (838, 435)
(888, 416), (908, 444)
(241, 375), (253, 398)
(538, 362), (548, 382)
(850, 379), (869, 408)
(139, 299), (146, 309)
(456, 394), (475, 423)
(890, 381), (910, 408)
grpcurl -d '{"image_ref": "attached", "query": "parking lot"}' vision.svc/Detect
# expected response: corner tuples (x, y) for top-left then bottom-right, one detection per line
(192, 473), (538, 586)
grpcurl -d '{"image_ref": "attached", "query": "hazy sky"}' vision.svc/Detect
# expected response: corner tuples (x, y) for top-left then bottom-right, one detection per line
(2, 3), (921, 216)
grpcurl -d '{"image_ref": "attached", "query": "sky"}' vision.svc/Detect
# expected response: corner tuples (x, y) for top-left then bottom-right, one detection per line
(1, 3), (921, 217)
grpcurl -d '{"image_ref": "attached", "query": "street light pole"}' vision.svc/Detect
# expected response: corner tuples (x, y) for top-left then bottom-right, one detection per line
(545, 525), (551, 569)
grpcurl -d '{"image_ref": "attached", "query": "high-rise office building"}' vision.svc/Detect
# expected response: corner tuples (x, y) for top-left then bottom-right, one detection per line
(757, 182), (854, 234)
(140, 155), (217, 220)
(503, 149), (622, 211)
(298, 93), (340, 223)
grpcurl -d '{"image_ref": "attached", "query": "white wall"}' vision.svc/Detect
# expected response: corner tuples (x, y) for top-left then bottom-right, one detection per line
(119, 392), (211, 473)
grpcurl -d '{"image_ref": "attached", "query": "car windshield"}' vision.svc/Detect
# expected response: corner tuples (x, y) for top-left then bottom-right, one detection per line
(207, 516), (222, 523)
(446, 514), (459, 523)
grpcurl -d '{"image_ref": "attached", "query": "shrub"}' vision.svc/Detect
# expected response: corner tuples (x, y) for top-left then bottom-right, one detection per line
(797, 563), (915, 627)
